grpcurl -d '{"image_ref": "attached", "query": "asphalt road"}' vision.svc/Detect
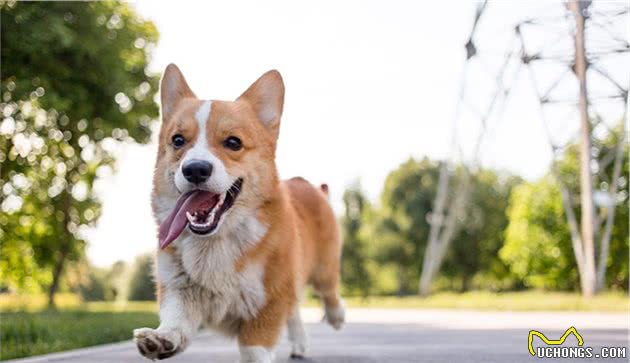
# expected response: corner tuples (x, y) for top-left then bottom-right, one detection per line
(9, 309), (629, 363)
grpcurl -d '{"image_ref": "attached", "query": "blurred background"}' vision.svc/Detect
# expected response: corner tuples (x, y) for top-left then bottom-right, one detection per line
(0, 0), (628, 361)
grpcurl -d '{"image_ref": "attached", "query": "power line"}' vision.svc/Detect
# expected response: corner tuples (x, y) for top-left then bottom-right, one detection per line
(420, 0), (628, 296)
(420, 0), (521, 295)
(519, 0), (628, 295)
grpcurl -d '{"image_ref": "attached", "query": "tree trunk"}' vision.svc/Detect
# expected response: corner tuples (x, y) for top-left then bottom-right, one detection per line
(396, 264), (407, 297)
(48, 192), (72, 309)
(461, 275), (471, 292)
(47, 248), (68, 309)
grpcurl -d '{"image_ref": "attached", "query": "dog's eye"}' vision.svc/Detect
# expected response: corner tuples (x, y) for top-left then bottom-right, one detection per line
(223, 136), (242, 151)
(172, 134), (186, 149)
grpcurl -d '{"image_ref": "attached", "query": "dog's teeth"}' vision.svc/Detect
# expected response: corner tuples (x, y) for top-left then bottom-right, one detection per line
(186, 211), (195, 223)
(217, 193), (226, 208)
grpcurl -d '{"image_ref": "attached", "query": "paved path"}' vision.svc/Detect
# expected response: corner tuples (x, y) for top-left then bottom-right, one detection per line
(9, 309), (629, 363)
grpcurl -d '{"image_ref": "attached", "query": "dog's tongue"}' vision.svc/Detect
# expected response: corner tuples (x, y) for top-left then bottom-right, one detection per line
(158, 190), (219, 249)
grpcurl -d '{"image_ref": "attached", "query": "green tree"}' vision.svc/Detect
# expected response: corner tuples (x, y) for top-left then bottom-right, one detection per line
(127, 254), (155, 301)
(76, 261), (128, 301)
(499, 177), (578, 290)
(106, 260), (129, 301)
(500, 126), (628, 291)
(558, 124), (629, 292)
(441, 171), (521, 291)
(78, 266), (109, 302)
(366, 157), (521, 294)
(340, 184), (371, 297)
(366, 158), (440, 295)
(0, 1), (159, 307)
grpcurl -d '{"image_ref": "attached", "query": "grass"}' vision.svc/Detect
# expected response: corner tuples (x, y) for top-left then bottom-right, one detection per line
(0, 293), (158, 314)
(0, 293), (83, 312)
(0, 290), (627, 360)
(304, 290), (629, 312)
(1, 310), (158, 361)
(0, 297), (159, 360)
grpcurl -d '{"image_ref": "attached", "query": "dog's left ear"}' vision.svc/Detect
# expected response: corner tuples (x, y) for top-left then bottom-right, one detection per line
(237, 70), (285, 138)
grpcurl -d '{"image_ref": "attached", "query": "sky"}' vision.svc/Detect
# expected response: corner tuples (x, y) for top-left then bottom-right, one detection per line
(85, 0), (629, 267)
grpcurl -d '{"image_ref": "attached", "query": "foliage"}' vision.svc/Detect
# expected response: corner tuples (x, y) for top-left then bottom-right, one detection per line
(127, 254), (156, 301)
(500, 177), (579, 290)
(364, 157), (519, 294)
(340, 184), (371, 297)
(76, 261), (128, 302)
(501, 124), (628, 291)
(0, 1), (159, 305)
(77, 267), (109, 302)
(1, 1), (159, 136)
(363, 158), (440, 295)
(441, 170), (522, 291)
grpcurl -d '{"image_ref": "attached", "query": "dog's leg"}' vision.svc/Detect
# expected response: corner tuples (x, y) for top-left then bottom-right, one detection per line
(287, 307), (307, 358)
(312, 269), (345, 330)
(321, 288), (345, 330)
(238, 298), (290, 363)
(134, 251), (202, 360)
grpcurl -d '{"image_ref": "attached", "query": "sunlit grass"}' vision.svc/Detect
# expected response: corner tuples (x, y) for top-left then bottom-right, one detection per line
(0, 293), (82, 312)
(304, 290), (629, 311)
(2, 290), (627, 314)
(84, 300), (157, 313)
(0, 294), (157, 313)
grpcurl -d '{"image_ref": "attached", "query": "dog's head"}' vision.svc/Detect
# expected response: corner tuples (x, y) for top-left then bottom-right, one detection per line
(152, 64), (284, 249)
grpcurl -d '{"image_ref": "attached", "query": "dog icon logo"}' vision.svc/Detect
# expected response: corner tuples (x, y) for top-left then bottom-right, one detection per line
(528, 326), (584, 356)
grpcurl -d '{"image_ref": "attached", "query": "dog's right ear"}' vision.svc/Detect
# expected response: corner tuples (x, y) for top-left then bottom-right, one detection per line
(160, 63), (195, 122)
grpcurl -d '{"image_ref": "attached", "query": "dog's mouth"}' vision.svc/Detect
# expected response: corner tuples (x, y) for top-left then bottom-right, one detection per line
(158, 178), (243, 249)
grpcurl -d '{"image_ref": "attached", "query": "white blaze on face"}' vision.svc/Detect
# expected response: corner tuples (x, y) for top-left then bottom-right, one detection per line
(174, 100), (233, 194)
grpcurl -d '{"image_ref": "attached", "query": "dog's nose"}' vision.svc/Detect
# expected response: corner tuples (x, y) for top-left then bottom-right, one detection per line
(182, 160), (213, 184)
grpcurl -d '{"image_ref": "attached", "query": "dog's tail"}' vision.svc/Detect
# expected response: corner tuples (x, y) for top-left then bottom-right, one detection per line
(320, 183), (329, 198)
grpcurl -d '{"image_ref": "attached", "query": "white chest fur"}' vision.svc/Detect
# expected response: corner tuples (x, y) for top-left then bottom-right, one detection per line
(156, 212), (268, 327)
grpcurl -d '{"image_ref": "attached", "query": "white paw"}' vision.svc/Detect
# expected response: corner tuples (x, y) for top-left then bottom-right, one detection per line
(239, 345), (275, 363)
(290, 338), (307, 359)
(324, 301), (345, 330)
(133, 327), (184, 360)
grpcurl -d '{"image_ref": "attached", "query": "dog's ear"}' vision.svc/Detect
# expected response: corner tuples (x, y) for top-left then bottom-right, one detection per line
(160, 63), (195, 122)
(237, 70), (285, 138)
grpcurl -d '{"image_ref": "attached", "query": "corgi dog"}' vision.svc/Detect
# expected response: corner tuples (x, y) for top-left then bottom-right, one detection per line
(133, 64), (344, 363)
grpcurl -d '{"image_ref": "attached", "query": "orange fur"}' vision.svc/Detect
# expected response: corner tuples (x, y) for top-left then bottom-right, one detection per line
(236, 177), (342, 347)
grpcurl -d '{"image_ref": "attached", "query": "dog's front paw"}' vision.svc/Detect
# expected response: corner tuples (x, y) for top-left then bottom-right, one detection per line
(133, 327), (183, 360)
(324, 301), (345, 330)
(239, 345), (275, 363)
